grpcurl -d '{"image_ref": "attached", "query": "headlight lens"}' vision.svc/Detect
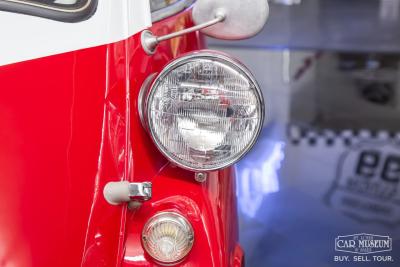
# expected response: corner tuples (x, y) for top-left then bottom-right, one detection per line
(143, 51), (264, 171)
(142, 212), (194, 264)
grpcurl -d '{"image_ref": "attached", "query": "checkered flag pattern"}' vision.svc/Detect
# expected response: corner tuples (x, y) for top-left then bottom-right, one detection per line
(287, 124), (400, 147)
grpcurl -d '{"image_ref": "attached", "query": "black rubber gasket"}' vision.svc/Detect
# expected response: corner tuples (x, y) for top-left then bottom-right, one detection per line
(0, 0), (98, 23)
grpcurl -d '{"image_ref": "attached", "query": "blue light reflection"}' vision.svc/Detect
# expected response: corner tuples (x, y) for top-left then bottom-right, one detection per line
(236, 139), (285, 218)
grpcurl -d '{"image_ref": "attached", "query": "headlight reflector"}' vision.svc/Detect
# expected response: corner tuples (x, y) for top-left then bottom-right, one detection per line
(143, 51), (264, 171)
(142, 212), (194, 264)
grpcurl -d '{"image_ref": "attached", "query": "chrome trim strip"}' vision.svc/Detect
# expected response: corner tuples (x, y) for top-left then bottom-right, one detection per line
(1, 0), (92, 13)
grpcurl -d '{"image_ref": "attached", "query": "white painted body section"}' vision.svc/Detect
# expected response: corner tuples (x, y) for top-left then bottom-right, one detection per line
(0, 0), (152, 66)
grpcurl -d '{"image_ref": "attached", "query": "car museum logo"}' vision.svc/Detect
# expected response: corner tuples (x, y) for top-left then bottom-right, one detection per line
(335, 234), (392, 254)
(334, 234), (394, 263)
(325, 140), (400, 226)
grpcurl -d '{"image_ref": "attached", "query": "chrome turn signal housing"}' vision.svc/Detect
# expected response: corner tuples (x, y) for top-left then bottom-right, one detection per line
(139, 50), (264, 171)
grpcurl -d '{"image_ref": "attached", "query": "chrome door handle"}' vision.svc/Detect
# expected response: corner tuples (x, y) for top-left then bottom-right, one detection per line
(103, 181), (152, 205)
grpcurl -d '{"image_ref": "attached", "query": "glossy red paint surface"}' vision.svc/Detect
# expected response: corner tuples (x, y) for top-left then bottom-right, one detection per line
(0, 6), (242, 267)
(123, 9), (242, 267)
(0, 33), (129, 267)
(122, 166), (240, 267)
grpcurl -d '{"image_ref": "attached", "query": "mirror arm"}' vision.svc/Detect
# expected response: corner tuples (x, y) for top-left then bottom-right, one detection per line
(141, 11), (226, 55)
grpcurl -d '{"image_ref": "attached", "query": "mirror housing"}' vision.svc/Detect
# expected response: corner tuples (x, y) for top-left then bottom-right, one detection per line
(141, 0), (269, 55)
(192, 0), (269, 40)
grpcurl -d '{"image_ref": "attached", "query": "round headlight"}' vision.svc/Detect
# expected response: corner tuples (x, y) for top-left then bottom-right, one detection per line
(142, 212), (194, 264)
(142, 51), (264, 171)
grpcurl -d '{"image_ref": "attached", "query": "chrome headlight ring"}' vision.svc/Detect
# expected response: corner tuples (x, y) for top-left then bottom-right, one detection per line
(139, 50), (265, 171)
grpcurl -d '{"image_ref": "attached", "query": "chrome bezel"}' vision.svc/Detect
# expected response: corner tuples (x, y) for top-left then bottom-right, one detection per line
(138, 73), (158, 127)
(142, 50), (265, 172)
(141, 212), (194, 265)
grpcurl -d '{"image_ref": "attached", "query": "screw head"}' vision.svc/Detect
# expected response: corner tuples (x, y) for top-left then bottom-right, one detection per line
(195, 172), (207, 183)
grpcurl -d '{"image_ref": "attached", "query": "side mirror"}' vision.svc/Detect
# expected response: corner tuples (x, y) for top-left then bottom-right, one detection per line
(141, 0), (269, 54)
(192, 0), (269, 40)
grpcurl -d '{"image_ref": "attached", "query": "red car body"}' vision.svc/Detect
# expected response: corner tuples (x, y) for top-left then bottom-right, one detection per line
(0, 6), (242, 267)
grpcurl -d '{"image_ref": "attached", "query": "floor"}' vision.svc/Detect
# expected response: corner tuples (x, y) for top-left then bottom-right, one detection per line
(207, 43), (400, 266)
(236, 125), (400, 266)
